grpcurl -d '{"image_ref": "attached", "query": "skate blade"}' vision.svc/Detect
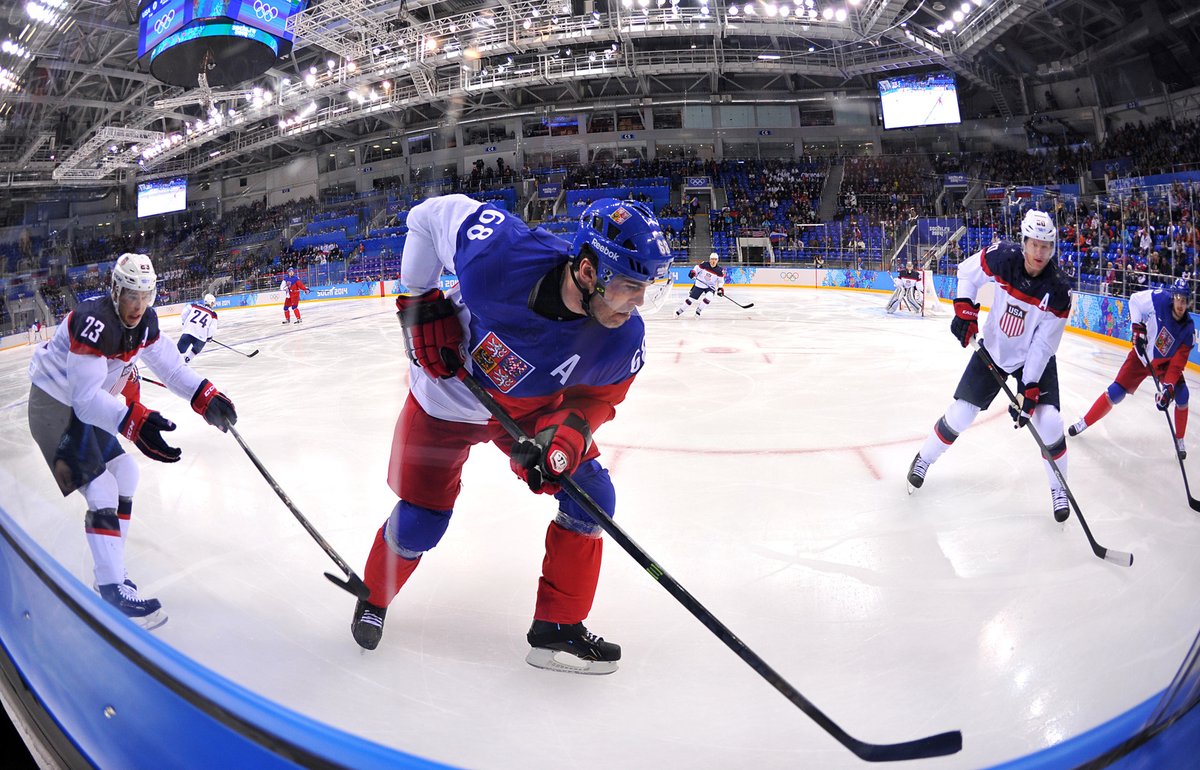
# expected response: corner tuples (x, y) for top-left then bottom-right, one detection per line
(130, 609), (168, 632)
(525, 648), (618, 675)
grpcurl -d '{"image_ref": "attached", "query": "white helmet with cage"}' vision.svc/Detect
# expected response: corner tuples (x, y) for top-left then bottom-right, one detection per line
(204, 293), (216, 307)
(1020, 210), (1057, 246)
(111, 253), (157, 324)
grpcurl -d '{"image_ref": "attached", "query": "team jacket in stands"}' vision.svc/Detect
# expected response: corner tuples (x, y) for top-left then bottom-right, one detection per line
(956, 240), (1072, 383)
(29, 296), (203, 436)
(180, 302), (218, 341)
(400, 194), (644, 439)
(1129, 288), (1195, 386)
(689, 262), (725, 291)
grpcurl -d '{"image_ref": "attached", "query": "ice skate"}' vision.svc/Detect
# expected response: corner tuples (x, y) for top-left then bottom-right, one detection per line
(1051, 486), (1070, 523)
(1177, 437), (1187, 461)
(351, 599), (388, 650)
(1067, 418), (1088, 437)
(97, 582), (166, 631)
(281, 319), (290, 325)
(526, 620), (620, 675)
(906, 453), (929, 494)
(294, 318), (302, 324)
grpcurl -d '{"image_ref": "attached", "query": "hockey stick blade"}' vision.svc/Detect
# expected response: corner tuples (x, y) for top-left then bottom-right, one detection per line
(722, 293), (754, 309)
(324, 571), (370, 600)
(213, 339), (259, 358)
(452, 365), (962, 762)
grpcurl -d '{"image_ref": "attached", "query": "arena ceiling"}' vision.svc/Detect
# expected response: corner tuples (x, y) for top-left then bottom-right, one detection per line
(0, 0), (1196, 196)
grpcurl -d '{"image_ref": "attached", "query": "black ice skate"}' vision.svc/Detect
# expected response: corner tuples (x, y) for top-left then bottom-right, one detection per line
(1067, 419), (1088, 437)
(281, 319), (290, 324)
(1176, 437), (1187, 461)
(98, 582), (166, 631)
(906, 453), (929, 494)
(526, 620), (620, 675)
(293, 318), (302, 324)
(351, 599), (388, 650)
(1051, 486), (1070, 523)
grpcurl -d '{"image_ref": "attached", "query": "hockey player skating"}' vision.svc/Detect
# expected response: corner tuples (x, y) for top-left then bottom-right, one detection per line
(1069, 280), (1195, 459)
(28, 319), (48, 344)
(26, 253), (238, 629)
(907, 210), (1075, 522)
(351, 194), (674, 674)
(280, 267), (309, 324)
(675, 252), (725, 317)
(178, 293), (218, 364)
(886, 261), (923, 314)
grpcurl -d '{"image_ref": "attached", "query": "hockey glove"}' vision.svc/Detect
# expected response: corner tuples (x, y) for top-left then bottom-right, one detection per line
(1009, 384), (1040, 429)
(950, 298), (980, 348)
(509, 409), (593, 494)
(1157, 382), (1176, 411)
(1132, 322), (1148, 361)
(717, 287), (725, 297)
(119, 403), (181, 463)
(191, 379), (237, 432)
(396, 289), (464, 379)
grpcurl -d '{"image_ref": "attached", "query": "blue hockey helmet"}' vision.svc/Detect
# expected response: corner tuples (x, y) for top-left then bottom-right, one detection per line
(1171, 278), (1192, 305)
(571, 198), (674, 288)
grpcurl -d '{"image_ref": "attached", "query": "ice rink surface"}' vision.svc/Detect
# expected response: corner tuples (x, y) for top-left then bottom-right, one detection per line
(2, 287), (1199, 769)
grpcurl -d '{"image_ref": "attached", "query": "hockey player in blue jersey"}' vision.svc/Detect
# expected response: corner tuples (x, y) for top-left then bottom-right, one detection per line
(352, 195), (674, 674)
(27, 253), (237, 629)
(1068, 279), (1195, 459)
(907, 210), (1076, 523)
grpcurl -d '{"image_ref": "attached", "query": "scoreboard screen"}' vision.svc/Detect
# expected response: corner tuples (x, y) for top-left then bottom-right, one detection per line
(138, 0), (190, 58)
(231, 0), (305, 43)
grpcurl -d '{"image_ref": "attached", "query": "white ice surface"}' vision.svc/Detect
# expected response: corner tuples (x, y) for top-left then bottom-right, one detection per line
(2, 287), (1198, 770)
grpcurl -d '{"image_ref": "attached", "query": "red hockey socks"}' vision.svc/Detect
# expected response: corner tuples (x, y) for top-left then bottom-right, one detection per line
(1082, 394), (1113, 427)
(534, 521), (602, 624)
(362, 524), (421, 607)
(1176, 405), (1188, 440)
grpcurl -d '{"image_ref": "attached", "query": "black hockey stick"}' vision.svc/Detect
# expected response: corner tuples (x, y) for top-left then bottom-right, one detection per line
(212, 339), (259, 358)
(722, 292), (754, 309)
(454, 366), (962, 762)
(227, 424), (370, 600)
(1145, 366), (1200, 512)
(972, 339), (1133, 566)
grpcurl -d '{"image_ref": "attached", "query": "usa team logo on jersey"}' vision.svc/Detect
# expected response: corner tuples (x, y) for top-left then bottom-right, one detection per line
(999, 304), (1027, 337)
(1156, 327), (1176, 357)
(471, 331), (533, 393)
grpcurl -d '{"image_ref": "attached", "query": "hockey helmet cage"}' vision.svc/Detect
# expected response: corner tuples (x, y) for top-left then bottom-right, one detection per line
(1020, 210), (1057, 244)
(204, 293), (217, 307)
(571, 198), (675, 286)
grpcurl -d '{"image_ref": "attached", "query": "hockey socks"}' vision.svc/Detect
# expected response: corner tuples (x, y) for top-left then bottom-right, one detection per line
(85, 508), (125, 587)
(362, 524), (421, 608)
(535, 521), (602, 624)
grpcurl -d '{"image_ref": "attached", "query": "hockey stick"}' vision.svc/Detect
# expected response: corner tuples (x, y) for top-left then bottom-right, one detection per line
(1145, 366), (1200, 512)
(971, 339), (1134, 567)
(227, 424), (370, 600)
(722, 292), (754, 309)
(453, 366), (962, 762)
(212, 339), (259, 358)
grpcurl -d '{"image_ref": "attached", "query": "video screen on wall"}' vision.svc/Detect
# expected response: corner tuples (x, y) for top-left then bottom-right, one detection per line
(878, 72), (962, 130)
(137, 177), (188, 218)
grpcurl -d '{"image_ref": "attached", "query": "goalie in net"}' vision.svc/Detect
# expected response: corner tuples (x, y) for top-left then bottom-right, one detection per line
(884, 225), (965, 317)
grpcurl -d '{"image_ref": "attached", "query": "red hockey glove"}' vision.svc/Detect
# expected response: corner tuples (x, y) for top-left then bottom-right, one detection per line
(688, 269), (697, 279)
(950, 298), (980, 347)
(396, 289), (464, 378)
(1132, 322), (1148, 360)
(1156, 382), (1176, 411)
(119, 403), (181, 463)
(509, 409), (593, 494)
(191, 379), (237, 432)
(717, 287), (725, 297)
(1009, 384), (1040, 429)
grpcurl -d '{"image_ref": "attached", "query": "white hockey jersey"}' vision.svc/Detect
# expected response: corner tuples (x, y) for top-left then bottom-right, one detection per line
(180, 302), (218, 341)
(689, 262), (725, 292)
(957, 241), (1072, 382)
(29, 296), (204, 436)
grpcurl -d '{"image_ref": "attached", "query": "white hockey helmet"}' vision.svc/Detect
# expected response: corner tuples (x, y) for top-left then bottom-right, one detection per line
(1020, 210), (1057, 245)
(204, 293), (216, 307)
(709, 251), (719, 261)
(111, 253), (157, 315)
